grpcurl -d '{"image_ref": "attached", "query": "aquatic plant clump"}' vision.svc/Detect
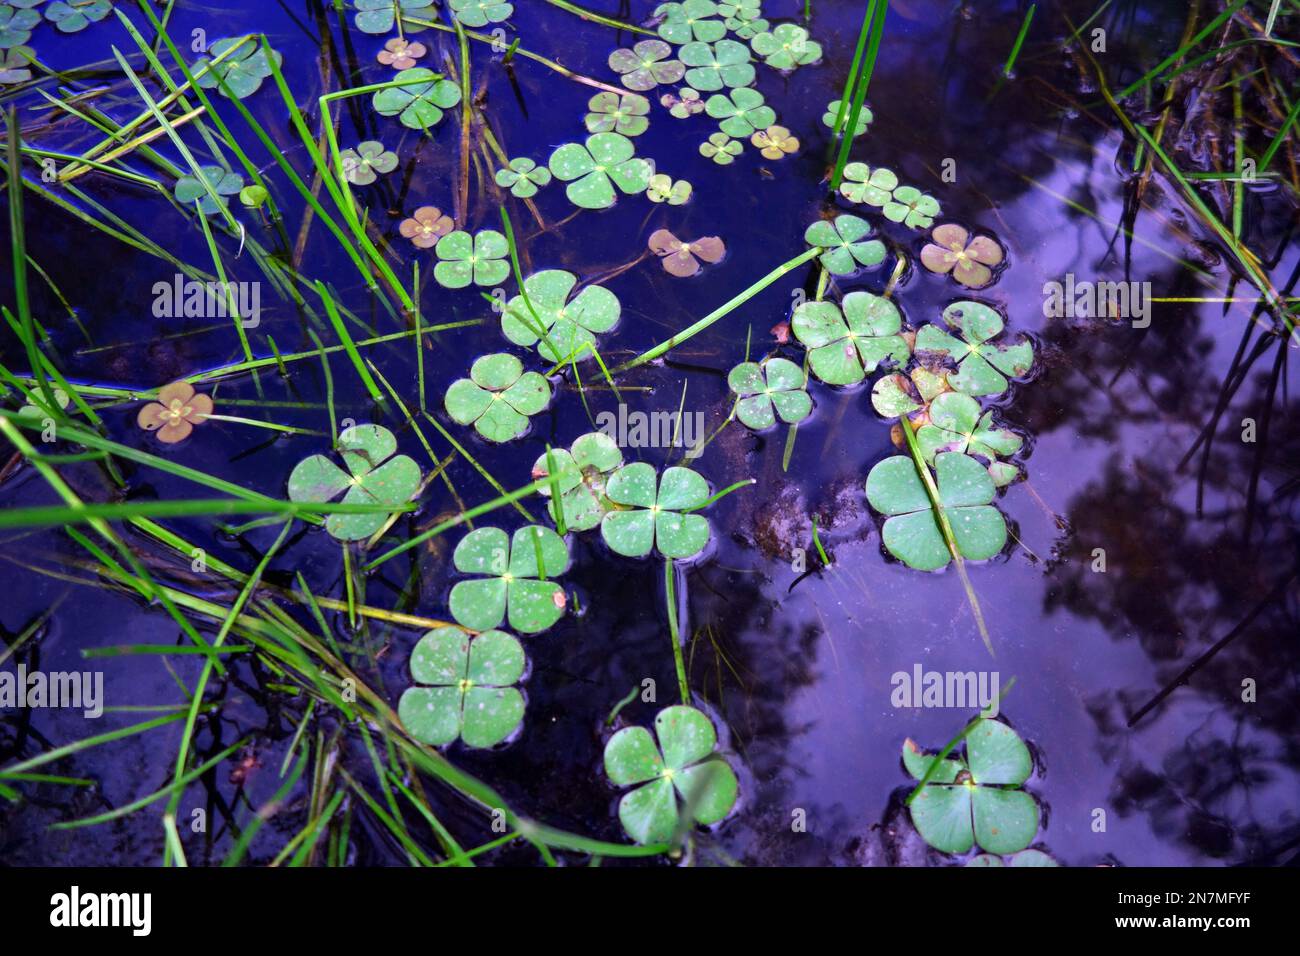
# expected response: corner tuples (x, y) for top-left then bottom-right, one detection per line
(0, 0), (1142, 873)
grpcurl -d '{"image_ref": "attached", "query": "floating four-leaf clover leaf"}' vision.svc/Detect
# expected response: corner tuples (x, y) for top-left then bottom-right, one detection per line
(865, 451), (1006, 570)
(433, 229), (509, 288)
(45, 0), (112, 34)
(398, 627), (525, 748)
(0, 45), (33, 82)
(448, 525), (568, 633)
(903, 718), (1039, 855)
(584, 92), (650, 136)
(804, 214), (885, 275)
(700, 131), (742, 164)
(750, 23), (821, 70)
(719, 0), (765, 37)
(604, 704), (738, 845)
(377, 36), (426, 69)
(704, 87), (773, 137)
(398, 205), (453, 248)
(339, 140), (397, 185)
(728, 357), (812, 429)
(870, 366), (950, 418)
(792, 291), (909, 386)
(494, 157), (551, 198)
(136, 381), (212, 445)
(647, 172), (692, 204)
(679, 38), (754, 91)
(532, 431), (624, 531)
(920, 223), (1005, 289)
(0, 6), (39, 48)
(548, 132), (651, 209)
(501, 270), (620, 363)
(655, 0), (725, 43)
(353, 0), (433, 34)
(444, 353), (551, 443)
(822, 100), (871, 136)
(838, 162), (897, 205)
(914, 301), (1034, 397)
(751, 125), (797, 159)
(373, 67), (461, 130)
(608, 39), (684, 92)
(193, 38), (281, 99)
(916, 392), (1022, 466)
(648, 229), (724, 277)
(660, 87), (703, 117)
(287, 424), (421, 541)
(883, 184), (940, 229)
(175, 165), (244, 215)
(448, 0), (512, 28)
(601, 463), (711, 559)
(17, 386), (68, 421)
(718, 0), (760, 21)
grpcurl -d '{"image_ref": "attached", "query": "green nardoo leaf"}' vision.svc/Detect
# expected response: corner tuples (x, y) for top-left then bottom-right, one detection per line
(601, 464), (710, 559)
(372, 67), (462, 130)
(902, 738), (963, 783)
(399, 626), (526, 748)
(448, 525), (568, 633)
(972, 787), (1038, 855)
(910, 784), (975, 854)
(966, 717), (1033, 786)
(286, 424), (420, 541)
(864, 452), (1006, 570)
(603, 704), (738, 845)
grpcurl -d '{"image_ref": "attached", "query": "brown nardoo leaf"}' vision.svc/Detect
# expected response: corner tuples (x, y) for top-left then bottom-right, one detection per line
(551, 590), (567, 609)
(187, 393), (213, 422)
(157, 380), (196, 406)
(953, 259), (993, 288)
(965, 235), (1004, 266)
(378, 38), (426, 69)
(920, 242), (957, 275)
(647, 228), (682, 255)
(138, 381), (212, 443)
(930, 222), (968, 248)
(662, 250), (700, 277)
(770, 321), (790, 344)
(690, 236), (725, 263)
(136, 403), (168, 431)
(156, 418), (194, 444)
(400, 206), (453, 248)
